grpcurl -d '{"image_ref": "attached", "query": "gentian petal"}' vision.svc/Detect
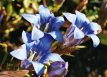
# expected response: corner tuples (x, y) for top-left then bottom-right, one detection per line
(31, 26), (44, 40)
(65, 62), (68, 69)
(50, 61), (68, 70)
(75, 11), (89, 23)
(75, 11), (89, 28)
(49, 16), (65, 30)
(48, 61), (67, 77)
(40, 53), (64, 64)
(39, 5), (51, 24)
(48, 30), (63, 42)
(10, 44), (27, 60)
(64, 25), (75, 40)
(87, 22), (102, 34)
(22, 30), (32, 43)
(22, 14), (40, 26)
(26, 41), (40, 53)
(87, 34), (100, 47)
(37, 34), (53, 52)
(74, 26), (85, 39)
(31, 61), (45, 76)
(21, 59), (31, 68)
(63, 12), (77, 24)
(26, 42), (35, 51)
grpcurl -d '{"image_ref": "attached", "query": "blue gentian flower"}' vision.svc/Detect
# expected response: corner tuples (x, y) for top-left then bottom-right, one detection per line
(10, 26), (65, 76)
(22, 5), (64, 42)
(63, 11), (101, 47)
(47, 61), (68, 77)
(63, 25), (85, 47)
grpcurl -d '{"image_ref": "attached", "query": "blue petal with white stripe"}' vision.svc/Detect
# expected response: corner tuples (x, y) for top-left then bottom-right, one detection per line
(31, 26), (44, 40)
(74, 26), (85, 39)
(87, 34), (100, 47)
(36, 33), (53, 52)
(22, 14), (40, 26)
(87, 22), (101, 34)
(32, 61), (45, 76)
(40, 53), (64, 64)
(48, 30), (63, 42)
(10, 44), (27, 60)
(49, 16), (65, 31)
(39, 5), (52, 24)
(22, 30), (32, 43)
(75, 11), (89, 28)
(63, 12), (77, 24)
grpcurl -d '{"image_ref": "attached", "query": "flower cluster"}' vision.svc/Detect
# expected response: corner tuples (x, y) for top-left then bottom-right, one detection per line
(10, 5), (101, 77)
(63, 11), (101, 47)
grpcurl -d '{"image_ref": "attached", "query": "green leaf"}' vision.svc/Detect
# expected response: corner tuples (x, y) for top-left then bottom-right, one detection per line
(99, 33), (107, 45)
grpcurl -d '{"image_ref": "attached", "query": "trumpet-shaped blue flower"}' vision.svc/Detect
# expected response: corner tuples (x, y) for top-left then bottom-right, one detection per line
(47, 61), (68, 77)
(22, 5), (64, 42)
(63, 25), (85, 47)
(63, 11), (101, 47)
(10, 26), (65, 76)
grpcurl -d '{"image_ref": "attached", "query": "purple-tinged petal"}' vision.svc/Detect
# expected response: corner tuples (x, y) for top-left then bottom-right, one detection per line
(10, 44), (27, 60)
(75, 11), (89, 28)
(87, 22), (102, 34)
(31, 61), (45, 76)
(64, 25), (75, 39)
(63, 12), (77, 24)
(64, 25), (84, 46)
(31, 26), (44, 40)
(74, 26), (85, 39)
(22, 14), (40, 26)
(64, 38), (82, 46)
(21, 59), (31, 68)
(48, 61), (68, 77)
(87, 34), (100, 47)
(40, 53), (64, 64)
(50, 61), (68, 69)
(22, 31), (32, 43)
(65, 62), (68, 70)
(48, 30), (63, 42)
(49, 16), (65, 31)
